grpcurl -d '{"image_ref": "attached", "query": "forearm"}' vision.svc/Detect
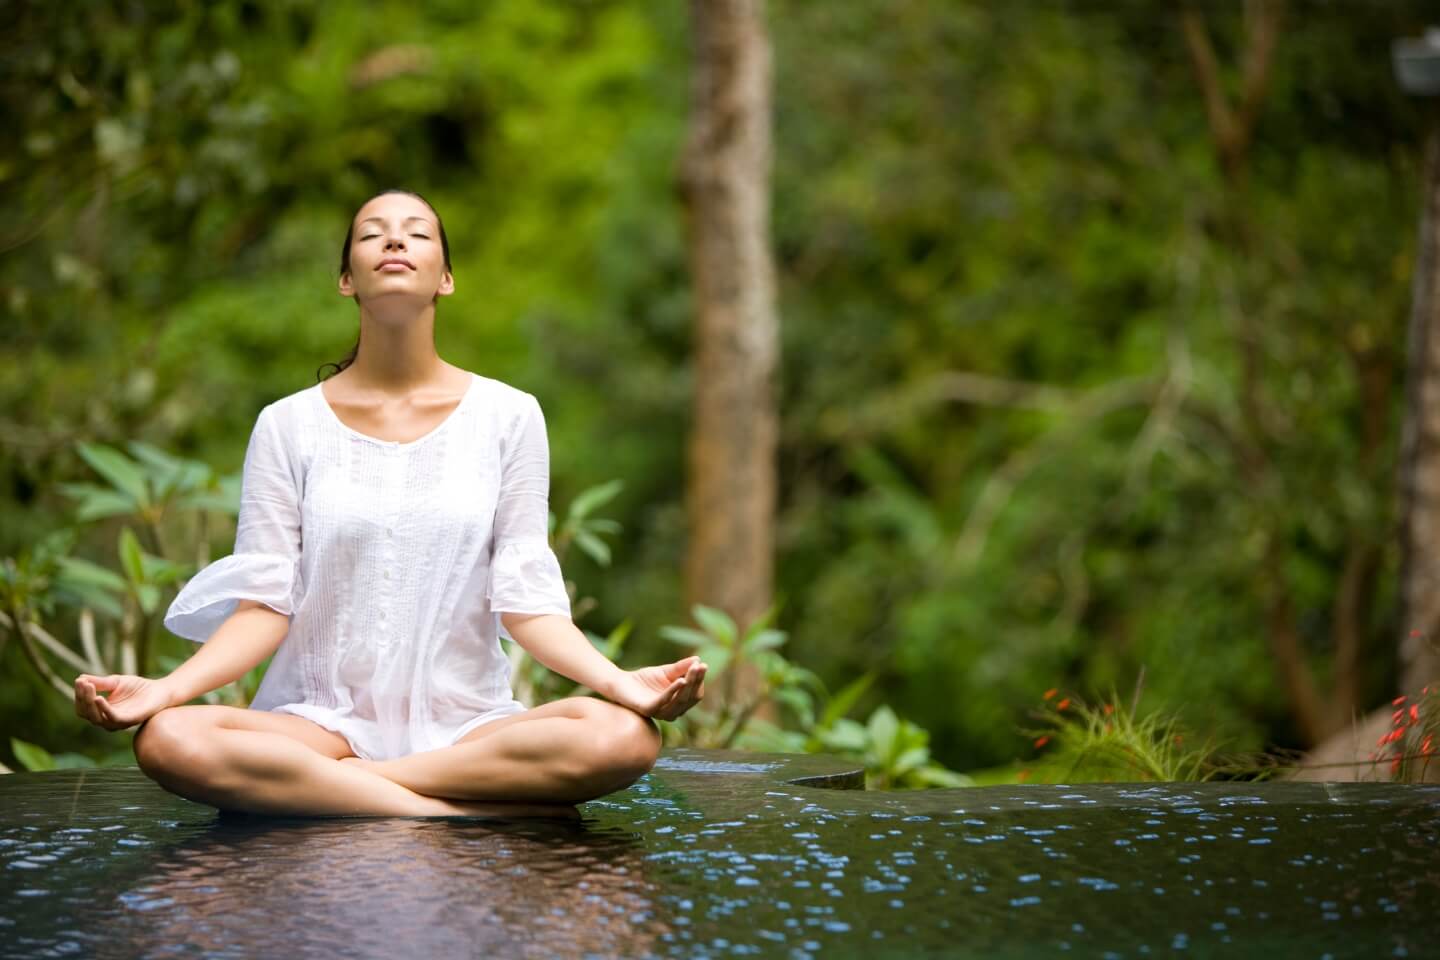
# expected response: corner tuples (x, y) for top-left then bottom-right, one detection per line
(502, 613), (626, 698)
(159, 600), (289, 705)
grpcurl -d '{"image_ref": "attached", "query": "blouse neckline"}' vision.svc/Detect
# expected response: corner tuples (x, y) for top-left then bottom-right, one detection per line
(312, 372), (480, 449)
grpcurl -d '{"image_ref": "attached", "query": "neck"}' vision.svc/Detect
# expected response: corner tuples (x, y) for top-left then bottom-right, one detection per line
(348, 298), (447, 391)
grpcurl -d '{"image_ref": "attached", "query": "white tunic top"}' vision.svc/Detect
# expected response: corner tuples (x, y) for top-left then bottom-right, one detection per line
(162, 372), (573, 761)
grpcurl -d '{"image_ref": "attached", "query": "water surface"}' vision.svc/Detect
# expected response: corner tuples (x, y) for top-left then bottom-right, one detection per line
(2, 749), (1436, 958)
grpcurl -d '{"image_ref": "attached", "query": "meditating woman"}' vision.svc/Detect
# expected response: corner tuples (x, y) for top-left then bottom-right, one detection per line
(72, 188), (708, 818)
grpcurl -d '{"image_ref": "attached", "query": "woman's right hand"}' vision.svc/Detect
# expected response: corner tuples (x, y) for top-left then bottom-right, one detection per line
(74, 674), (174, 731)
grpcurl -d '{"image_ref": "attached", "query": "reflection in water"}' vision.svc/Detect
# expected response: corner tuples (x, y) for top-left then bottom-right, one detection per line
(110, 815), (665, 959)
(2, 756), (1440, 959)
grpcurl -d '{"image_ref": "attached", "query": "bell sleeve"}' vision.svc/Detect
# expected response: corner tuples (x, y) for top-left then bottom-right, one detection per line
(163, 404), (303, 643)
(488, 392), (573, 641)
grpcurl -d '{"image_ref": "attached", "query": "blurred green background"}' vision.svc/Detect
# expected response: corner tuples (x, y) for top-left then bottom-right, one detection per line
(3, 0), (1434, 781)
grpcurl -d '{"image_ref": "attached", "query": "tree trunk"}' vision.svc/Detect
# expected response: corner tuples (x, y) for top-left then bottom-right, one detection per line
(679, 0), (779, 711)
(1397, 111), (1440, 699)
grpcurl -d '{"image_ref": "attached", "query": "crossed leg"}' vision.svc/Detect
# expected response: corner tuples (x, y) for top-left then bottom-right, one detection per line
(131, 705), (578, 819)
(341, 697), (662, 805)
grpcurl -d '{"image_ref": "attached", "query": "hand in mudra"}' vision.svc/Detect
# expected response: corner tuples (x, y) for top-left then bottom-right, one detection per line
(74, 674), (172, 731)
(611, 656), (707, 721)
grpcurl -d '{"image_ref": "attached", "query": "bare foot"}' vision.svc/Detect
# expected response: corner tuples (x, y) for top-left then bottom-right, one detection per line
(339, 756), (578, 819)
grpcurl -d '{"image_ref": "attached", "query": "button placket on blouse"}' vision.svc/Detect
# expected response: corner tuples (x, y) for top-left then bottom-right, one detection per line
(377, 442), (401, 645)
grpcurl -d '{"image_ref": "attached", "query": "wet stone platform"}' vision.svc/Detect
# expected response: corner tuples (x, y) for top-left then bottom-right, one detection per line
(2, 748), (1438, 958)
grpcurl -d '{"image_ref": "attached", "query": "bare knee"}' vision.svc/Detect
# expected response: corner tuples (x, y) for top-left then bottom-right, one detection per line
(133, 708), (222, 791)
(580, 704), (660, 795)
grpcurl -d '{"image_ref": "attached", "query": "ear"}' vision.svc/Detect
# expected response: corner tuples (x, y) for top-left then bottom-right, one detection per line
(338, 271), (355, 298)
(436, 269), (455, 298)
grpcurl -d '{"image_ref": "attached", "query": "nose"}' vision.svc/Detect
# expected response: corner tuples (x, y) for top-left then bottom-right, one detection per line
(384, 232), (407, 251)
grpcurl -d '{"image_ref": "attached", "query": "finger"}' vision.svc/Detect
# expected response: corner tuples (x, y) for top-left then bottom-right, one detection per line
(86, 680), (109, 726)
(78, 680), (102, 725)
(655, 676), (687, 718)
(96, 696), (119, 730)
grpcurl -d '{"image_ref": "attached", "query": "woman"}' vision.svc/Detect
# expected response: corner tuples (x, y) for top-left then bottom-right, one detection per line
(72, 189), (707, 818)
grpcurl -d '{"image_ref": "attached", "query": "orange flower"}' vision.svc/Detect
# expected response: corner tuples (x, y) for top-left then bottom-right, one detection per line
(1102, 703), (1114, 716)
(1056, 698), (1071, 711)
(1173, 735), (1184, 745)
(1017, 769), (1031, 782)
(1033, 736), (1050, 749)
(1043, 688), (1058, 701)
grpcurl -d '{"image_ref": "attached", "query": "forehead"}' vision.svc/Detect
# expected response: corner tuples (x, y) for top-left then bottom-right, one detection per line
(353, 193), (436, 226)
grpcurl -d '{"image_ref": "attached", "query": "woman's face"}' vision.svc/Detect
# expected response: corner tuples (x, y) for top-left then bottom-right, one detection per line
(339, 193), (453, 306)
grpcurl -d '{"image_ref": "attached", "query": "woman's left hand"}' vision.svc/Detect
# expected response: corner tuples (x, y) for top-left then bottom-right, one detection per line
(608, 655), (707, 721)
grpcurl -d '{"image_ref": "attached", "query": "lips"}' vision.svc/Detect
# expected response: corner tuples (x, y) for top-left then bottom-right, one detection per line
(376, 257), (415, 271)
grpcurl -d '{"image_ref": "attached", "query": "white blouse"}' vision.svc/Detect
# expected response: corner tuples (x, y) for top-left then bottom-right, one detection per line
(162, 372), (573, 761)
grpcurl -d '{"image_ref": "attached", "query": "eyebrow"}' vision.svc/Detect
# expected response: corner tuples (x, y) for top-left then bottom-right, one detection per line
(358, 216), (433, 227)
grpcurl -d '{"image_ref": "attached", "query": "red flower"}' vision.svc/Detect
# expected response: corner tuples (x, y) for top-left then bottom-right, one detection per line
(1102, 703), (1114, 716)
(1424, 736), (1435, 755)
(1411, 704), (1420, 723)
(1391, 757), (1404, 776)
(1042, 688), (1058, 701)
(1033, 736), (1050, 749)
(1394, 695), (1408, 706)
(1056, 698), (1071, 711)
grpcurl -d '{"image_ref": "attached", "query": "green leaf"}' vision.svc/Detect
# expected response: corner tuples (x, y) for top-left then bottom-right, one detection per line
(55, 556), (128, 592)
(75, 442), (151, 508)
(915, 765), (974, 788)
(691, 604), (737, 646)
(574, 529), (612, 566)
(51, 752), (99, 769)
(136, 583), (160, 616)
(118, 527), (146, 583)
(659, 625), (711, 648)
(867, 705), (900, 758)
(57, 484), (140, 523)
(567, 478), (623, 520)
(820, 673), (875, 728)
(818, 718), (868, 753)
(744, 628), (787, 653)
(893, 745), (930, 776)
(10, 738), (55, 772)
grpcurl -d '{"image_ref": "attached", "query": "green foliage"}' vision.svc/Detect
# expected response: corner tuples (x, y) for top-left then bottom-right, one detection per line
(1016, 682), (1272, 784)
(659, 604), (971, 789)
(509, 479), (630, 706)
(9, 737), (134, 772)
(3, 0), (1435, 776)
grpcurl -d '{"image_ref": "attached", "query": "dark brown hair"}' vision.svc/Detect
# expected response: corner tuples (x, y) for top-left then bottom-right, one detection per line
(315, 189), (453, 382)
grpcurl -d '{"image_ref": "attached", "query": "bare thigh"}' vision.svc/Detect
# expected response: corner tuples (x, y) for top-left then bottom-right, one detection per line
(137, 704), (357, 760)
(453, 697), (642, 747)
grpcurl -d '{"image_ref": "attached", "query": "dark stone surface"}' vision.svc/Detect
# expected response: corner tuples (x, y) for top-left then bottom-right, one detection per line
(2, 748), (1439, 958)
